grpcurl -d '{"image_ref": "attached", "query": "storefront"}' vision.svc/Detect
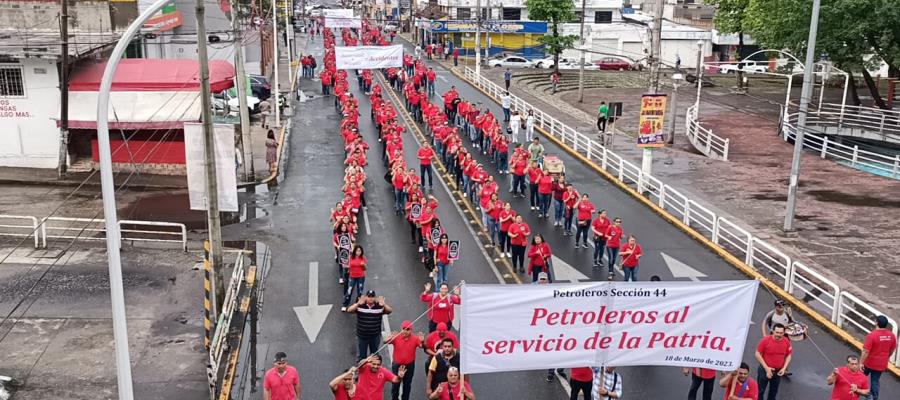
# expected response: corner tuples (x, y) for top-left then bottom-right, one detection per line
(425, 20), (548, 59)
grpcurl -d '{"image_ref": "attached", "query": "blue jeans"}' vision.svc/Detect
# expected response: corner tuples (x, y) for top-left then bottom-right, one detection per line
(756, 365), (782, 400)
(623, 265), (639, 281)
(513, 175), (526, 195)
(394, 188), (406, 211)
(420, 164), (433, 188)
(529, 184), (540, 208)
(357, 335), (381, 361)
(593, 237), (607, 264)
(391, 361), (416, 400)
(564, 209), (575, 232)
(344, 276), (365, 307)
(539, 193), (551, 216)
(554, 199), (564, 223)
(488, 217), (499, 245)
(606, 247), (620, 273)
(436, 262), (450, 287)
(865, 367), (883, 400)
(503, 107), (510, 121)
(498, 152), (509, 172)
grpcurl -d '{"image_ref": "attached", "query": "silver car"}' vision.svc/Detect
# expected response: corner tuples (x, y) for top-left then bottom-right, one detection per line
(487, 56), (534, 68)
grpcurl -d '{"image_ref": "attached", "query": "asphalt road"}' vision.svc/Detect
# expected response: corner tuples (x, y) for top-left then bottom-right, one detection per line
(237, 33), (898, 400)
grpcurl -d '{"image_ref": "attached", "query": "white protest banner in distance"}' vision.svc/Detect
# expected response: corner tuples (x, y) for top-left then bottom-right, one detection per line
(460, 280), (758, 374)
(335, 45), (403, 70)
(323, 9), (360, 28)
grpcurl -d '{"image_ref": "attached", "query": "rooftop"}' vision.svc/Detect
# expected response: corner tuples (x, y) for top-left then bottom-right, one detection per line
(0, 29), (120, 60)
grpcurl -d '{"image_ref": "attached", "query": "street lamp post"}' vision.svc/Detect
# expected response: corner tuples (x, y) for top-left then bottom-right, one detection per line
(668, 72), (684, 144)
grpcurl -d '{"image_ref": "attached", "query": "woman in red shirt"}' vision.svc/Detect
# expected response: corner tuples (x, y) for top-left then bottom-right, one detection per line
(573, 193), (595, 249)
(421, 280), (461, 332)
(604, 217), (624, 280)
(485, 193), (502, 248)
(497, 203), (516, 258)
(527, 234), (553, 283)
(507, 215), (532, 273)
(432, 234), (454, 288)
(591, 209), (610, 268)
(405, 192), (423, 244)
(332, 223), (354, 286)
(684, 367), (717, 400)
(537, 171), (554, 218)
(619, 235), (642, 281)
(526, 161), (542, 210)
(342, 245), (367, 310)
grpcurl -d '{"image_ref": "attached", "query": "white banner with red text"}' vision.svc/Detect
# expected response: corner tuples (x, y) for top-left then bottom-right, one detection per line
(460, 280), (758, 374)
(335, 45), (403, 70)
(323, 9), (361, 28)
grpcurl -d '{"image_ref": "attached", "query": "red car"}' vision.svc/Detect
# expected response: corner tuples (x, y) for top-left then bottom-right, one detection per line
(595, 57), (634, 71)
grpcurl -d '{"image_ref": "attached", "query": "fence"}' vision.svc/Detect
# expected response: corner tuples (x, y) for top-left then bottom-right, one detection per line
(462, 67), (899, 367)
(782, 107), (900, 180)
(0, 215), (187, 251)
(685, 104), (731, 160)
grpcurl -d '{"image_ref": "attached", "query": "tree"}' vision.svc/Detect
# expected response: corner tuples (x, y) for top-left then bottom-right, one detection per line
(526, 0), (578, 74)
(707, 0), (750, 90)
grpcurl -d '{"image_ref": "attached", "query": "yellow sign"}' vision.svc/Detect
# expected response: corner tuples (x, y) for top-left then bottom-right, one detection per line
(637, 94), (667, 148)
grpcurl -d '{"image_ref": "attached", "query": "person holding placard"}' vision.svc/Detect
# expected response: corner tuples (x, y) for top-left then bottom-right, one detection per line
(433, 234), (455, 287)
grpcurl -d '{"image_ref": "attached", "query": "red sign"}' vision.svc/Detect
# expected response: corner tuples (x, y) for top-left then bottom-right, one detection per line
(143, 10), (184, 33)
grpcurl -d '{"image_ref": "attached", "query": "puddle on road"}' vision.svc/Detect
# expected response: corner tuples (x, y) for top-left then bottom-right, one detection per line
(119, 183), (276, 230)
(806, 189), (900, 208)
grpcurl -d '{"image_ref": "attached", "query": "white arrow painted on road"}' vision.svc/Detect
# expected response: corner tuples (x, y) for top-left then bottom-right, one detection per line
(661, 252), (707, 282)
(551, 255), (589, 283)
(293, 262), (332, 343)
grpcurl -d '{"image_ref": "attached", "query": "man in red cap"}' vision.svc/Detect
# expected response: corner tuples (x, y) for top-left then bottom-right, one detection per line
(384, 320), (425, 400)
(424, 322), (459, 358)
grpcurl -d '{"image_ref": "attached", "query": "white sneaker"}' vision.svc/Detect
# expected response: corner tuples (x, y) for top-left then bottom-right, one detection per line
(341, 306), (347, 312)
(418, 246), (423, 253)
(507, 252), (512, 257)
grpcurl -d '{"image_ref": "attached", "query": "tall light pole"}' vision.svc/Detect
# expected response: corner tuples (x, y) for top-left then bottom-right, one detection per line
(576, 0), (587, 103)
(272, 0), (281, 128)
(783, 0), (821, 232)
(231, 0), (253, 179)
(475, 0), (482, 75)
(649, 0), (663, 93)
(668, 72), (684, 144)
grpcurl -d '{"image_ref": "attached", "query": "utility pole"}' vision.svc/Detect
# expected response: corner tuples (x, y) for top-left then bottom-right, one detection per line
(272, 0), (281, 128)
(649, 0), (663, 93)
(230, 0), (254, 179)
(474, 0), (481, 75)
(784, 0), (821, 232)
(576, 0), (587, 103)
(284, 0), (293, 84)
(58, 0), (70, 177)
(196, 0), (225, 316)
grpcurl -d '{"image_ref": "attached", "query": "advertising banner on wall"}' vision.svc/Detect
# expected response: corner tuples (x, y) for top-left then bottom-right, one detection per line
(460, 280), (758, 374)
(637, 93), (667, 147)
(324, 9), (361, 28)
(335, 45), (403, 69)
(184, 122), (238, 212)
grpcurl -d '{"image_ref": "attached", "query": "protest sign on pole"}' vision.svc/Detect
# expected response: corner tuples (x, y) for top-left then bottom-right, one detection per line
(460, 280), (758, 374)
(637, 93), (667, 147)
(335, 45), (403, 70)
(448, 240), (460, 260)
(323, 9), (360, 28)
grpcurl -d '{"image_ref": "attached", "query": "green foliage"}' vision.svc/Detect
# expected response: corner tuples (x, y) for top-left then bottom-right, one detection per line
(526, 0), (579, 68)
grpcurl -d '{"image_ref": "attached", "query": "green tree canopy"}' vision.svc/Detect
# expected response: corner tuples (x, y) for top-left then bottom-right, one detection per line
(526, 0), (579, 73)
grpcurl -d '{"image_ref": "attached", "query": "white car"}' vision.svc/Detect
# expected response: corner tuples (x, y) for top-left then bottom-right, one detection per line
(487, 56), (534, 68)
(558, 60), (599, 70)
(213, 91), (261, 115)
(533, 57), (575, 69)
(717, 62), (769, 74)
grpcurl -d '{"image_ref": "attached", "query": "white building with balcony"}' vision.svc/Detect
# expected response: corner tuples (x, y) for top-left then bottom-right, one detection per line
(436, 0), (626, 23)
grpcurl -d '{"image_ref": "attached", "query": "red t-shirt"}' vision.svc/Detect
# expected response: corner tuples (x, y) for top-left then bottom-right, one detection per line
(499, 210), (516, 232)
(388, 333), (422, 365)
(621, 243), (642, 267)
(512, 159), (527, 176)
(693, 368), (717, 380)
(537, 175), (554, 194)
(571, 367), (593, 382)
(349, 256), (367, 278)
(333, 384), (353, 400)
(592, 216), (610, 237)
(830, 366), (869, 400)
(507, 223), (531, 246)
(605, 225), (623, 248)
(421, 293), (460, 325)
(576, 200), (595, 221)
(527, 168), (542, 183)
(437, 381), (472, 400)
(721, 376), (758, 400)
(356, 366), (396, 400)
(756, 336), (793, 369)
(425, 331), (460, 352)
(863, 328), (897, 371)
(488, 200), (503, 220)
(418, 147), (434, 166)
(435, 244), (451, 265)
(263, 366), (300, 400)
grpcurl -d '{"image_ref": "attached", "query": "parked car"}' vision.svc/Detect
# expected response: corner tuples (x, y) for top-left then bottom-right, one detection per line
(595, 57), (635, 71)
(487, 55), (534, 68)
(213, 90), (261, 115)
(558, 60), (599, 70)
(249, 74), (272, 100)
(533, 57), (575, 69)
(717, 62), (769, 74)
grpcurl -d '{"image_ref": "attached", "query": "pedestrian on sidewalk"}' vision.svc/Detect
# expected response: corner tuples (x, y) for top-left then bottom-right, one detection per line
(504, 68), (512, 90)
(266, 130), (279, 174)
(619, 235), (642, 281)
(827, 355), (870, 400)
(861, 315), (897, 400)
(384, 321), (425, 400)
(597, 101), (609, 133)
(346, 291), (394, 361)
(573, 193), (595, 248)
(684, 367), (717, 400)
(452, 48), (459, 67)
(551, 72), (560, 94)
(604, 217), (623, 280)
(263, 352), (301, 400)
(755, 323), (793, 400)
(525, 110), (535, 142)
(501, 92), (512, 122)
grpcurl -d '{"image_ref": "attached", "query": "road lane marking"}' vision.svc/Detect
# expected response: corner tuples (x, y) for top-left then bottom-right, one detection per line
(293, 262), (332, 343)
(363, 207), (372, 235)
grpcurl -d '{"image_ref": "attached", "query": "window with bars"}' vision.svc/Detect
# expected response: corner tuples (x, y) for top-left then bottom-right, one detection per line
(594, 11), (613, 23)
(502, 8), (521, 20)
(456, 8), (471, 19)
(0, 66), (25, 97)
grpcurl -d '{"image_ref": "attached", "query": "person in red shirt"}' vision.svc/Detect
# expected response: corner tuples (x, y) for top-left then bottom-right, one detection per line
(384, 321), (425, 400)
(424, 322), (459, 357)
(342, 245), (368, 309)
(507, 215), (532, 273)
(619, 235), (642, 281)
(573, 193), (595, 248)
(566, 367), (593, 400)
(429, 367), (474, 400)
(536, 170), (554, 218)
(452, 48), (460, 66)
(431, 234), (456, 287)
(754, 323), (793, 400)
(590, 209), (610, 267)
(684, 367), (718, 400)
(421, 281), (461, 332)
(827, 355), (871, 400)
(527, 234), (553, 283)
(497, 202), (516, 258)
(418, 144), (435, 191)
(329, 367), (357, 400)
(526, 161), (543, 210)
(356, 354), (404, 400)
(719, 363), (759, 400)
(861, 315), (896, 400)
(263, 352), (301, 400)
(604, 217), (624, 280)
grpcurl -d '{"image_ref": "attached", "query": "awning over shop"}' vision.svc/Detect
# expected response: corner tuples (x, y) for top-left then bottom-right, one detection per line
(62, 91), (202, 130)
(69, 58), (235, 92)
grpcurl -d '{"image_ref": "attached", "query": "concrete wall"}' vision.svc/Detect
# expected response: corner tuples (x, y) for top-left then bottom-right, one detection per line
(0, 0), (120, 32)
(0, 58), (61, 169)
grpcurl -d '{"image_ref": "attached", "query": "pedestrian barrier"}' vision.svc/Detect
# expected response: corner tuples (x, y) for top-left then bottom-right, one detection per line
(781, 106), (900, 180)
(461, 67), (900, 368)
(685, 104), (730, 160)
(0, 214), (41, 249)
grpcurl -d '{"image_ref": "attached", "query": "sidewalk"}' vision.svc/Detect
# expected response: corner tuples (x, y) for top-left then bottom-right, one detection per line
(413, 36), (900, 319)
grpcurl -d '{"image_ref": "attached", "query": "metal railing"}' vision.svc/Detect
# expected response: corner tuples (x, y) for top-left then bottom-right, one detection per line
(462, 67), (899, 366)
(0, 215), (187, 251)
(813, 103), (900, 140)
(782, 108), (900, 180)
(685, 104), (730, 160)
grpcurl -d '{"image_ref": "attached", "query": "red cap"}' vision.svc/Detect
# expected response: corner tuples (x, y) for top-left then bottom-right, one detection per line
(437, 322), (448, 332)
(401, 320), (413, 329)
